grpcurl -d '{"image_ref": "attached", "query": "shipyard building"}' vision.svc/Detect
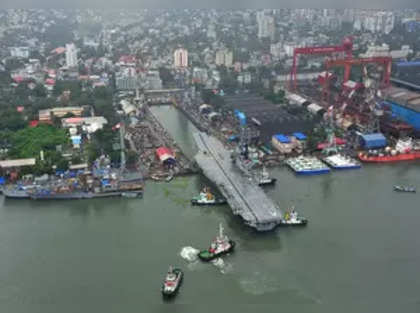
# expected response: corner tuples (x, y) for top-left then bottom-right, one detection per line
(383, 87), (420, 131)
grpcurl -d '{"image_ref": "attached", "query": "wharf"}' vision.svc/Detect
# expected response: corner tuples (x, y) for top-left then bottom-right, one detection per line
(193, 131), (282, 231)
(126, 105), (197, 179)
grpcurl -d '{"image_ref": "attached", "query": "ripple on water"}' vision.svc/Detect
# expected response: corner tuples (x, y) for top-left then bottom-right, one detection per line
(211, 258), (233, 274)
(239, 271), (280, 295)
(239, 271), (322, 304)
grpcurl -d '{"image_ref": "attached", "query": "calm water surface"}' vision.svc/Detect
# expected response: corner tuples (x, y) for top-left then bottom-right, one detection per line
(0, 105), (419, 312)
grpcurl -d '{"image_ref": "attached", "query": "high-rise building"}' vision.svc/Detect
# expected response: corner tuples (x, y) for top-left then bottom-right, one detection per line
(65, 43), (78, 68)
(270, 42), (284, 59)
(356, 10), (395, 34)
(257, 11), (275, 41)
(116, 67), (138, 90)
(174, 48), (188, 68)
(144, 71), (163, 90)
(192, 67), (209, 84)
(215, 49), (233, 67)
(9, 47), (30, 58)
(207, 24), (216, 39)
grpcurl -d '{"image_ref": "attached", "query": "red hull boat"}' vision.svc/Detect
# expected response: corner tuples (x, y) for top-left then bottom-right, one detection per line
(359, 151), (420, 163)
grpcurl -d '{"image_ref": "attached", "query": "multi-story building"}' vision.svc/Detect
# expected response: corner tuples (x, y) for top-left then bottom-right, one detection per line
(192, 67), (208, 84)
(65, 43), (78, 68)
(360, 44), (391, 58)
(116, 76), (138, 90)
(9, 47), (30, 58)
(116, 67), (138, 90)
(144, 71), (163, 90)
(284, 42), (298, 58)
(270, 42), (284, 59)
(207, 24), (216, 39)
(358, 10), (395, 34)
(174, 48), (188, 68)
(257, 11), (275, 41)
(215, 49), (233, 67)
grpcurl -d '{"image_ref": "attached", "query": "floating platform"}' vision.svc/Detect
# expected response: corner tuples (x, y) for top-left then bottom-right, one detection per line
(323, 154), (361, 170)
(286, 156), (330, 175)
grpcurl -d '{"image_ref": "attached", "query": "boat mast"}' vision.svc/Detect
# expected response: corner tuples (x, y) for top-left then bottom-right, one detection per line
(219, 223), (224, 238)
(323, 106), (338, 155)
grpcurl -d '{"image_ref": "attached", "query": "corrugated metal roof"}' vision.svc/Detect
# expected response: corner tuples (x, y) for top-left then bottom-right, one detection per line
(69, 163), (88, 170)
(0, 158), (36, 168)
(360, 133), (387, 149)
(274, 134), (291, 143)
(408, 98), (420, 105)
(293, 132), (307, 140)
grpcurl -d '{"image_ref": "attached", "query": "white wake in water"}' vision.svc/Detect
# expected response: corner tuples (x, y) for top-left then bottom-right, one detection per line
(211, 258), (233, 274)
(179, 246), (200, 262)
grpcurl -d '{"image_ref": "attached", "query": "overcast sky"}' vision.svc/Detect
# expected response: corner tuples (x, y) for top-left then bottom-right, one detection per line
(1, 1), (419, 9)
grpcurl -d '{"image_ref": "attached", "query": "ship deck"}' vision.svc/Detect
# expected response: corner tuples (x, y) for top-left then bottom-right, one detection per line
(193, 132), (282, 231)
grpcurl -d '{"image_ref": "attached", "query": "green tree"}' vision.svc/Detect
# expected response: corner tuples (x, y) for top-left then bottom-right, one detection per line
(9, 125), (69, 159)
(0, 109), (26, 131)
(159, 67), (175, 87)
(53, 81), (82, 101)
(32, 84), (47, 98)
(126, 150), (138, 167)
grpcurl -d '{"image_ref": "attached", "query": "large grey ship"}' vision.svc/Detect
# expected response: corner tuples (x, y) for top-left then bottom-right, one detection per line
(193, 131), (282, 231)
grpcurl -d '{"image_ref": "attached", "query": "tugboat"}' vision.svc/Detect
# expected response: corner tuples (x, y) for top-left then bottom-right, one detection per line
(191, 187), (227, 205)
(198, 224), (235, 262)
(161, 266), (183, 298)
(257, 167), (277, 186)
(279, 207), (308, 226)
(393, 185), (416, 193)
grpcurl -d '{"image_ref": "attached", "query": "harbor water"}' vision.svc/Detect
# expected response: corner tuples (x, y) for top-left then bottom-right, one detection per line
(0, 105), (419, 312)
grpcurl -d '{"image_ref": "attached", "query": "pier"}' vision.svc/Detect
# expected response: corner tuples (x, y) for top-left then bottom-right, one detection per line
(193, 131), (282, 231)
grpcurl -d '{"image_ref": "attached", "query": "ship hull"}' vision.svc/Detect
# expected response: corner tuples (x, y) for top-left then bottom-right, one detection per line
(279, 219), (308, 226)
(29, 191), (143, 200)
(191, 199), (227, 206)
(3, 190), (30, 199)
(161, 269), (183, 298)
(258, 178), (277, 186)
(198, 240), (235, 262)
(295, 169), (330, 176)
(359, 152), (420, 163)
(329, 165), (361, 170)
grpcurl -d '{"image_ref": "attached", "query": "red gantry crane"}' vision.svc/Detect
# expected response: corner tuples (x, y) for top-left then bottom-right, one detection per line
(322, 56), (393, 104)
(289, 37), (354, 90)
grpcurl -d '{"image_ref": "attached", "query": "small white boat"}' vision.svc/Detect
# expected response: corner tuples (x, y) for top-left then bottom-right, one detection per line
(279, 207), (308, 226)
(191, 187), (227, 205)
(257, 167), (277, 186)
